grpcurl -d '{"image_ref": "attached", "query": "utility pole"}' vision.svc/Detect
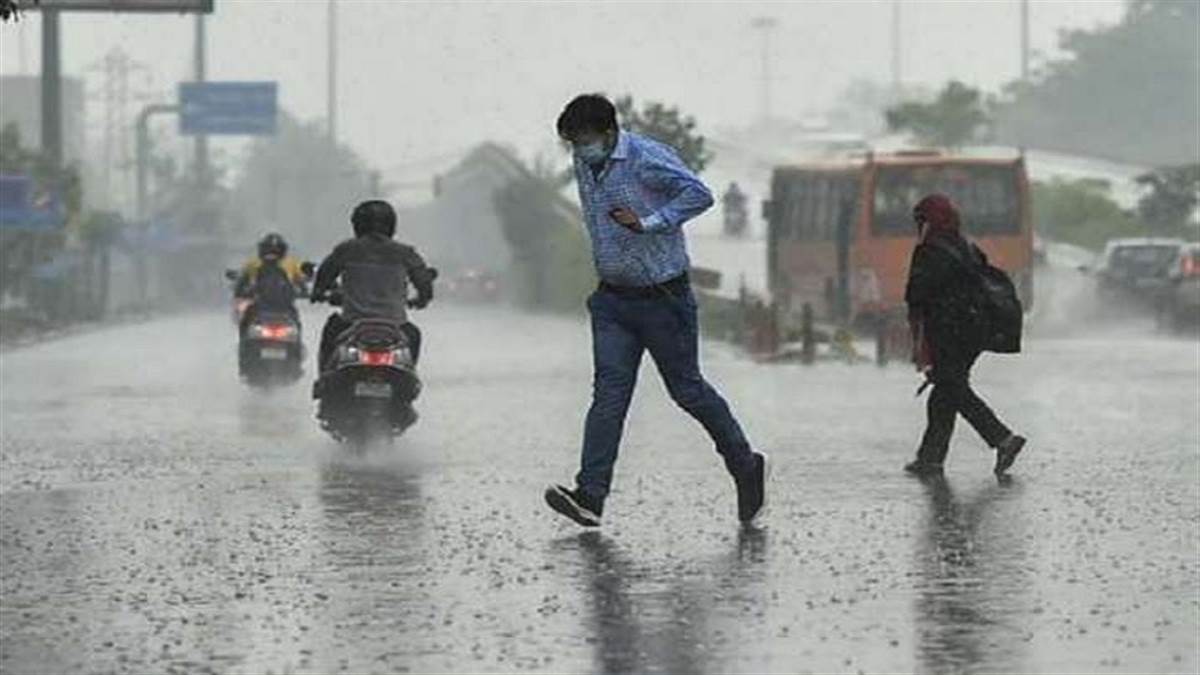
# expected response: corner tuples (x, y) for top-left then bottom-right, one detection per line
(327, 0), (338, 145)
(194, 13), (209, 187)
(40, 8), (62, 168)
(890, 0), (902, 99)
(750, 16), (778, 125)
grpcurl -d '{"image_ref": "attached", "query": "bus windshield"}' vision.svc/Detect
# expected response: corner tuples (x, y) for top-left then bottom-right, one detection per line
(873, 164), (1021, 236)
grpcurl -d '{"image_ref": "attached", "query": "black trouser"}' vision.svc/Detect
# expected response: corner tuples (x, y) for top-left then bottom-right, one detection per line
(916, 346), (1011, 465)
(318, 314), (421, 372)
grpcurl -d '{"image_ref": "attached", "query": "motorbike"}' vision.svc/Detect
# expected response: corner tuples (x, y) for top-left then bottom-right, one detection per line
(223, 263), (315, 388)
(311, 270), (436, 445)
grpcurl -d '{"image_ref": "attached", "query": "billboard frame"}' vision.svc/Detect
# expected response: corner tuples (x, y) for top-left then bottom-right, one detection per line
(17, 0), (212, 13)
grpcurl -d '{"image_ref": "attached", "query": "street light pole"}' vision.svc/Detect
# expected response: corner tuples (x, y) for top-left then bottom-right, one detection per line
(890, 0), (902, 98)
(136, 104), (182, 222)
(327, 0), (338, 145)
(1020, 0), (1030, 84)
(750, 16), (778, 125)
(194, 13), (209, 186)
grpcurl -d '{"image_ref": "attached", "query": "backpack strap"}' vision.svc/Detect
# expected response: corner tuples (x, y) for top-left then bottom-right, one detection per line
(925, 237), (985, 279)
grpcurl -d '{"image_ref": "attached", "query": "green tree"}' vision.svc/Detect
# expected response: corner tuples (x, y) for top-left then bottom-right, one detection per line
(884, 81), (991, 148)
(1031, 177), (1139, 250)
(996, 0), (1199, 165)
(1134, 164), (1200, 235)
(493, 174), (593, 313)
(1, 0), (29, 22)
(614, 95), (713, 172)
(225, 112), (376, 256)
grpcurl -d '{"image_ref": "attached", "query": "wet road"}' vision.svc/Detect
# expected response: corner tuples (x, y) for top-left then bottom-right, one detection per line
(1, 304), (1197, 674)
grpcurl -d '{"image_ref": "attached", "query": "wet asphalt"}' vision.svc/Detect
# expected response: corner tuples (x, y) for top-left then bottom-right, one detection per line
(1, 302), (1197, 674)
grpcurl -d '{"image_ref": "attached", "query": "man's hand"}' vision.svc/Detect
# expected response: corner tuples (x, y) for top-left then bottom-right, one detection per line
(609, 207), (643, 233)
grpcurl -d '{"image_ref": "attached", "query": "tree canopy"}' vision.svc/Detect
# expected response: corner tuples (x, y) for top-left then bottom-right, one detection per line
(615, 95), (713, 173)
(884, 81), (990, 149)
(995, 0), (1199, 165)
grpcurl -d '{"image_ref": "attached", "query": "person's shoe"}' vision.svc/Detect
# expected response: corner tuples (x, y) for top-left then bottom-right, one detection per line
(994, 434), (1027, 475)
(734, 452), (768, 523)
(544, 484), (602, 527)
(904, 459), (944, 477)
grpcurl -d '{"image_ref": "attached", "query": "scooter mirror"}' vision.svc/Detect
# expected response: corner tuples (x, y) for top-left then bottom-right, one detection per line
(224, 269), (239, 281)
(300, 261), (316, 278)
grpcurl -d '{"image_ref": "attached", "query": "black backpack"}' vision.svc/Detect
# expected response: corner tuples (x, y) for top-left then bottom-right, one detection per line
(253, 262), (297, 312)
(929, 239), (1023, 354)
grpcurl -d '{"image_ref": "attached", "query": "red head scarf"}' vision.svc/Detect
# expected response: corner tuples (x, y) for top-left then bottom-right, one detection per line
(913, 193), (961, 241)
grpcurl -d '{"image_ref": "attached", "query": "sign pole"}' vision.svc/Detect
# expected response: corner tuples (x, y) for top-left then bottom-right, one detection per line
(193, 12), (208, 187)
(40, 8), (62, 167)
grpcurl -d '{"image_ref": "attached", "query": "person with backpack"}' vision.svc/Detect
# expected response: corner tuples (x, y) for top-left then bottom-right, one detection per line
(903, 194), (1026, 478)
(234, 232), (308, 329)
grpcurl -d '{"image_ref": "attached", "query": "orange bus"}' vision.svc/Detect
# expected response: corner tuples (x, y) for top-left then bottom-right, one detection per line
(763, 151), (1033, 336)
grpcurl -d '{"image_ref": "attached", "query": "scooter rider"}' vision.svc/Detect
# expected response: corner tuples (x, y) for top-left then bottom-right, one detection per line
(311, 200), (435, 372)
(234, 232), (307, 329)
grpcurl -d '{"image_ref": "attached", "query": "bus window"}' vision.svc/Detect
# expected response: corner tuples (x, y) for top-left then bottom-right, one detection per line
(775, 172), (861, 242)
(873, 164), (1020, 236)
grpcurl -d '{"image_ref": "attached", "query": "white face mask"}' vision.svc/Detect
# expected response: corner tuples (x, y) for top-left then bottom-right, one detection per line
(573, 140), (609, 167)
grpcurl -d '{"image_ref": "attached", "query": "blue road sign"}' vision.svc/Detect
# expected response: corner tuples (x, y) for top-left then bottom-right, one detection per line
(0, 175), (65, 233)
(179, 81), (277, 136)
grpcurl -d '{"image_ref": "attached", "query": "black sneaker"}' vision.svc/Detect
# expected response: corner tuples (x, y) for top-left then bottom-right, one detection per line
(734, 452), (768, 523)
(994, 435), (1026, 475)
(544, 484), (602, 527)
(904, 460), (944, 477)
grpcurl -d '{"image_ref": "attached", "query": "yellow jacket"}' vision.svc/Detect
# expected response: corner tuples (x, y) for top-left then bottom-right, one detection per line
(240, 256), (306, 285)
(235, 256), (306, 298)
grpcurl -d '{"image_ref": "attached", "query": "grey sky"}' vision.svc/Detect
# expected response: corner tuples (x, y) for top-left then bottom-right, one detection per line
(1, 0), (1125, 177)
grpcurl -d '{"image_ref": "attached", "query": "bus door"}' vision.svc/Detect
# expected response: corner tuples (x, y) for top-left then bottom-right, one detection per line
(834, 195), (853, 322)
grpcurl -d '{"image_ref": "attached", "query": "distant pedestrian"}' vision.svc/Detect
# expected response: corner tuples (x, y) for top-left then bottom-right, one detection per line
(903, 194), (1026, 477)
(544, 94), (767, 527)
(722, 181), (749, 238)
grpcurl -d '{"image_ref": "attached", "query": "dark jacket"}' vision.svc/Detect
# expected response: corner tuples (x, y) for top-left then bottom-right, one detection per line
(313, 234), (433, 323)
(905, 233), (985, 355)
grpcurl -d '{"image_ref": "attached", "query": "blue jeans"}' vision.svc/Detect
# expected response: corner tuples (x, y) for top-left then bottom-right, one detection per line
(576, 286), (756, 501)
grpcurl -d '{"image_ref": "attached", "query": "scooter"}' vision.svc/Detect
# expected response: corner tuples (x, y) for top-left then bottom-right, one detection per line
(223, 263), (315, 388)
(311, 270), (435, 445)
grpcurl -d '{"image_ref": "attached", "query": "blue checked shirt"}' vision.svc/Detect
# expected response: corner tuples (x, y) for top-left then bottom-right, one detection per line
(572, 131), (714, 287)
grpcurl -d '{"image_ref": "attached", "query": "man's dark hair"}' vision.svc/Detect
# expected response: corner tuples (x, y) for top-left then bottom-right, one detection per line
(556, 94), (618, 141)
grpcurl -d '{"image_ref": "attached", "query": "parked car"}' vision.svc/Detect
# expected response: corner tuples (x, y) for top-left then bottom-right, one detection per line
(1094, 237), (1184, 302)
(1159, 242), (1200, 332)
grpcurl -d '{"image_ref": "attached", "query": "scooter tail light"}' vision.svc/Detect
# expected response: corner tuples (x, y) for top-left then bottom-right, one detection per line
(259, 323), (295, 340)
(361, 350), (395, 366)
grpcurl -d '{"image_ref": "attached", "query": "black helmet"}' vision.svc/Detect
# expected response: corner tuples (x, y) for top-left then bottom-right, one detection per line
(257, 232), (288, 261)
(351, 200), (397, 238)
